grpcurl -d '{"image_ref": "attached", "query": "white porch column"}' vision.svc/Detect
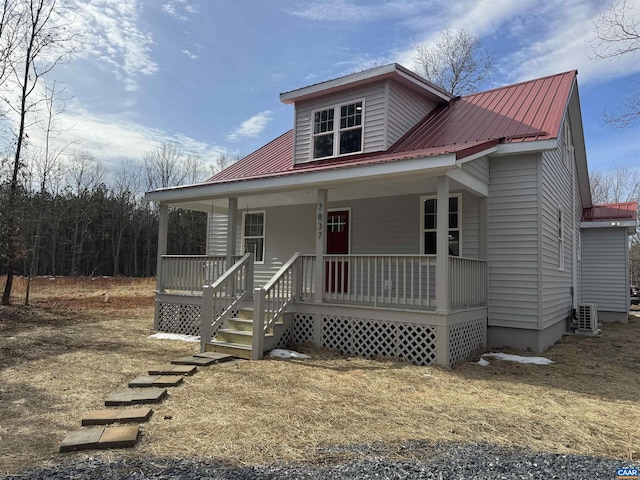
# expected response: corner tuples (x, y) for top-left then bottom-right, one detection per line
(226, 197), (238, 268)
(478, 197), (488, 260)
(314, 189), (327, 304)
(435, 176), (449, 313)
(155, 203), (169, 293)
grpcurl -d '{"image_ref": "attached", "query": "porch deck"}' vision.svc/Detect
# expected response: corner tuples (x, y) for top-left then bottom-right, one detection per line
(153, 253), (487, 366)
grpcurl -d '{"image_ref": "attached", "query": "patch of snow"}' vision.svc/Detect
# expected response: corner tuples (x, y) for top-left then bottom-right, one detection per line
(476, 357), (490, 366)
(269, 348), (310, 359)
(148, 332), (200, 342)
(478, 352), (554, 365)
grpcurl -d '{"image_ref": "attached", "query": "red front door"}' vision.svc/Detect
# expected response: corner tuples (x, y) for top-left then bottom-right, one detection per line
(325, 210), (349, 293)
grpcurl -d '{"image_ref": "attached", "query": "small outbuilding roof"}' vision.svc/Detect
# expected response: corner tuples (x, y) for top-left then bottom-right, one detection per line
(582, 202), (638, 222)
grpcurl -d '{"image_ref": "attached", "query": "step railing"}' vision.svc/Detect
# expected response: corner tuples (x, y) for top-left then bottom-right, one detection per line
(200, 253), (253, 352)
(158, 255), (229, 294)
(251, 253), (301, 359)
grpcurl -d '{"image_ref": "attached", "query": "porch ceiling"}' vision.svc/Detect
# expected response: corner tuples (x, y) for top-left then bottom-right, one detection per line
(168, 171), (483, 213)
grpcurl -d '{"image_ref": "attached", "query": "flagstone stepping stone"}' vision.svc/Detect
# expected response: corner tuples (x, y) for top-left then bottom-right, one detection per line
(60, 425), (139, 452)
(128, 375), (184, 388)
(81, 407), (153, 426)
(148, 364), (197, 376)
(193, 352), (233, 362)
(105, 388), (167, 406)
(171, 356), (220, 366)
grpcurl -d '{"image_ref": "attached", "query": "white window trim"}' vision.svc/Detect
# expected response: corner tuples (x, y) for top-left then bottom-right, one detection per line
(241, 210), (266, 265)
(558, 207), (565, 271)
(327, 207), (352, 254)
(420, 193), (462, 256)
(310, 98), (365, 161)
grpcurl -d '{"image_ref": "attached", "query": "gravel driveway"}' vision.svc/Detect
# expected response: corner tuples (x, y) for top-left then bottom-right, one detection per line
(3, 442), (634, 480)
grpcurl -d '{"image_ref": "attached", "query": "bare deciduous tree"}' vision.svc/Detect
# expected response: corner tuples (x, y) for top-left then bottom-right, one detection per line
(592, 0), (640, 127)
(1, 0), (78, 305)
(412, 28), (494, 96)
(590, 166), (640, 204)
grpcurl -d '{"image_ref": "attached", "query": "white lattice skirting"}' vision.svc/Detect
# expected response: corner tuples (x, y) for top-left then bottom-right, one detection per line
(157, 302), (201, 336)
(448, 317), (486, 365)
(280, 312), (486, 366)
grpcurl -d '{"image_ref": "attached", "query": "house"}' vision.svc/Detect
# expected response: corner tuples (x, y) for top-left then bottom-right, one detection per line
(145, 63), (637, 366)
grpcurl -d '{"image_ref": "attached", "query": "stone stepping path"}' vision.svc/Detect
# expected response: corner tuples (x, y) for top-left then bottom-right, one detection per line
(60, 425), (139, 453)
(105, 388), (168, 406)
(148, 364), (197, 376)
(81, 407), (153, 426)
(60, 350), (239, 453)
(171, 352), (233, 366)
(128, 375), (184, 388)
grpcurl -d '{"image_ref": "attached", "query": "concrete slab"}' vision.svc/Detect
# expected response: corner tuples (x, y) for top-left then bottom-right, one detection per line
(98, 425), (139, 449)
(128, 375), (184, 388)
(148, 364), (197, 376)
(82, 407), (152, 426)
(60, 428), (104, 452)
(105, 388), (167, 406)
(171, 356), (219, 366)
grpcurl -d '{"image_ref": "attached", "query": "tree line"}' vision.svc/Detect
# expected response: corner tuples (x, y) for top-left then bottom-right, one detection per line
(0, 146), (240, 281)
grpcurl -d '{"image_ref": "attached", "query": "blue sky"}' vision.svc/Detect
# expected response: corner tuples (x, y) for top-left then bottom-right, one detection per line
(31, 0), (640, 178)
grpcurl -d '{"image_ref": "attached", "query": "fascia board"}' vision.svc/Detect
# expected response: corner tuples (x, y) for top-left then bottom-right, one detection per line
(581, 220), (637, 234)
(494, 139), (557, 155)
(145, 153), (457, 203)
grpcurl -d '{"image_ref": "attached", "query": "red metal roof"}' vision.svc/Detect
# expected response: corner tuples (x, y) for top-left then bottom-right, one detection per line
(582, 202), (638, 222)
(207, 70), (577, 185)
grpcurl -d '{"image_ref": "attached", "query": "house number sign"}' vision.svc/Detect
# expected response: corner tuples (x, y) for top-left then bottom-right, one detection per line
(317, 202), (323, 239)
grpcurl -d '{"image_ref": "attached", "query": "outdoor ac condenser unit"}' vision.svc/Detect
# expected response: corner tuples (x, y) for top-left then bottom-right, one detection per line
(577, 303), (598, 334)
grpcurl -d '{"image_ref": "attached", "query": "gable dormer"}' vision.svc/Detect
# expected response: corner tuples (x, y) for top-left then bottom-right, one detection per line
(280, 63), (452, 165)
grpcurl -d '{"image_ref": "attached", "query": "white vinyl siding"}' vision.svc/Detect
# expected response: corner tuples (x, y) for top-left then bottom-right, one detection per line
(487, 155), (539, 329)
(387, 80), (436, 147)
(294, 82), (386, 164)
(461, 157), (490, 184)
(581, 228), (629, 313)
(540, 123), (574, 329)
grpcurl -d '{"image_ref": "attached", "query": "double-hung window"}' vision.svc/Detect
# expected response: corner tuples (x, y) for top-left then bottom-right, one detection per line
(558, 208), (564, 270)
(312, 101), (363, 159)
(421, 195), (461, 256)
(242, 211), (265, 263)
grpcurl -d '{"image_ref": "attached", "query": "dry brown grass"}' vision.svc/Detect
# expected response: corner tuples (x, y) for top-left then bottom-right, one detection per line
(1, 276), (639, 475)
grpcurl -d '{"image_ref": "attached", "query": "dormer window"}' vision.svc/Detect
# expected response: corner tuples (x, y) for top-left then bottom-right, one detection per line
(312, 101), (363, 159)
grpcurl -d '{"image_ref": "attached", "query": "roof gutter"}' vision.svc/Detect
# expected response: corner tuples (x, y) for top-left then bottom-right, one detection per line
(145, 152), (458, 204)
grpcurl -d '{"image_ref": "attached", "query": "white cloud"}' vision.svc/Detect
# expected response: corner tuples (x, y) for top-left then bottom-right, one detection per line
(73, 0), (158, 92)
(162, 0), (199, 20)
(227, 111), (274, 141)
(501, 0), (640, 85)
(182, 49), (198, 60)
(24, 104), (229, 169)
(288, 0), (435, 22)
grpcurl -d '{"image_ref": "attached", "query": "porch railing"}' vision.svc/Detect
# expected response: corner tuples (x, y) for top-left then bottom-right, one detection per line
(252, 253), (301, 360)
(449, 256), (487, 309)
(322, 255), (437, 308)
(159, 255), (229, 294)
(200, 253), (253, 351)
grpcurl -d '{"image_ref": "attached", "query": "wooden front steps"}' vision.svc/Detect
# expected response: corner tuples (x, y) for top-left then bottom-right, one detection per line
(205, 307), (289, 360)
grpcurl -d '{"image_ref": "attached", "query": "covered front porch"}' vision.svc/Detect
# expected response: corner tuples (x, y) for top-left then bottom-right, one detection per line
(150, 167), (490, 366)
